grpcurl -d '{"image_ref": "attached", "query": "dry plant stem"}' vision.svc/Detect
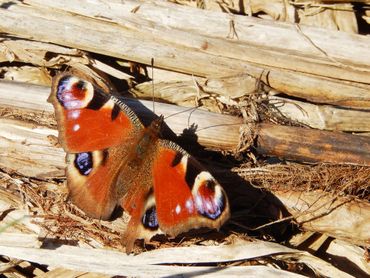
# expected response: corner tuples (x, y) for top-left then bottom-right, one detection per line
(237, 164), (370, 246)
(0, 258), (24, 273)
(293, 1), (369, 4)
(238, 164), (369, 198)
(0, 0), (369, 108)
(41, 269), (109, 278)
(25, 0), (370, 80)
(0, 38), (89, 67)
(0, 233), (353, 278)
(0, 118), (65, 178)
(268, 96), (370, 132)
(273, 191), (370, 246)
(233, 189), (370, 247)
(257, 123), (370, 166)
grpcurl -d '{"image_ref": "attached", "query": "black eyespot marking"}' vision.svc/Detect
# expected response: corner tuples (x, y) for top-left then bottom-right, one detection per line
(86, 89), (108, 110)
(205, 179), (216, 190)
(75, 80), (85, 90)
(185, 158), (199, 190)
(111, 104), (120, 120)
(101, 149), (109, 166)
(142, 206), (159, 230)
(74, 152), (93, 176)
(171, 152), (183, 167)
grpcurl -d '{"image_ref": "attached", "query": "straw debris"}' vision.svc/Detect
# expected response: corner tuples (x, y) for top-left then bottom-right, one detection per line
(0, 0), (369, 277)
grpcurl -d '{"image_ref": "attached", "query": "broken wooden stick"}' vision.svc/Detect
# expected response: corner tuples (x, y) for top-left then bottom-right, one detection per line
(256, 123), (370, 166)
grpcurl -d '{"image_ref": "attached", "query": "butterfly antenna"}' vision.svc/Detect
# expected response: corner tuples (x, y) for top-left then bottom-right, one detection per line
(151, 58), (155, 114)
(163, 106), (199, 124)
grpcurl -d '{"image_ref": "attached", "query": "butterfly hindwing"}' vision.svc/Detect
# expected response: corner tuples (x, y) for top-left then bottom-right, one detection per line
(151, 140), (230, 236)
(66, 150), (117, 219)
(121, 188), (162, 253)
(121, 138), (230, 252)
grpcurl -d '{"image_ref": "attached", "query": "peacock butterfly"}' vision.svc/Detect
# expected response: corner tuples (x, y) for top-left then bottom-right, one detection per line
(48, 72), (230, 253)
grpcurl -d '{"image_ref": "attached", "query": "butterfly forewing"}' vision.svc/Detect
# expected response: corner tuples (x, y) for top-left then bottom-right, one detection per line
(49, 74), (143, 153)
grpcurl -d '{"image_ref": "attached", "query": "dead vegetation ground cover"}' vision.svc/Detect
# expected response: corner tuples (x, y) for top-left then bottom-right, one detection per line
(0, 0), (369, 277)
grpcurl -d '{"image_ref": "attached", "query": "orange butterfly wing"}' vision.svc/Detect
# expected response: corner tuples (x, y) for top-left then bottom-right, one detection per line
(152, 140), (230, 236)
(49, 74), (143, 219)
(49, 74), (143, 153)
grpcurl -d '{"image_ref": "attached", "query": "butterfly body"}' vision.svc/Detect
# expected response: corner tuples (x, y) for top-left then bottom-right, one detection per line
(49, 73), (230, 252)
